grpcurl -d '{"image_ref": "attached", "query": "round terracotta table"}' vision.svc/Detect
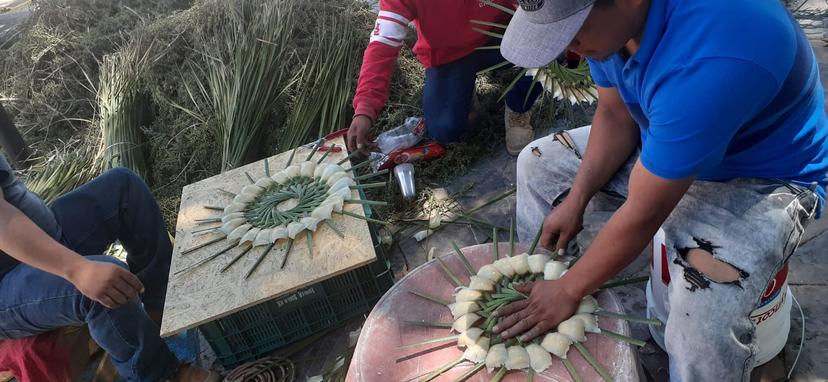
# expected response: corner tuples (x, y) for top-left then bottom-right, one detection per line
(346, 243), (642, 382)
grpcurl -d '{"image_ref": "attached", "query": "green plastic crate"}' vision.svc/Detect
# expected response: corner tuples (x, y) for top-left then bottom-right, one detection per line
(199, 202), (393, 368)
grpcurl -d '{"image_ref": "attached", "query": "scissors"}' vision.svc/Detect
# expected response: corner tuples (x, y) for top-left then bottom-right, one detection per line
(303, 128), (349, 152)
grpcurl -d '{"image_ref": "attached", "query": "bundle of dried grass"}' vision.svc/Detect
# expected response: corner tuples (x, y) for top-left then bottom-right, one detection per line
(21, 140), (97, 204)
(95, 30), (158, 179)
(176, 0), (297, 171)
(279, 8), (363, 151)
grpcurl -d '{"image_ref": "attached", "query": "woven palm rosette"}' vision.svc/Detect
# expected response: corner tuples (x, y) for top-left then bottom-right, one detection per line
(472, 1), (598, 106)
(406, 227), (660, 381)
(219, 160), (353, 247)
(176, 140), (388, 278)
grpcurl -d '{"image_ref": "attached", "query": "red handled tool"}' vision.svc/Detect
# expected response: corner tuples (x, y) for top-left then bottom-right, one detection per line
(378, 143), (445, 171)
(304, 128), (349, 152)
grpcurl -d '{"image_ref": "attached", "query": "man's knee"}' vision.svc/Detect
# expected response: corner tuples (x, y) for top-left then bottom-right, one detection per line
(516, 136), (574, 179)
(107, 167), (145, 187)
(426, 114), (468, 144)
(686, 248), (742, 283)
(672, 237), (749, 291)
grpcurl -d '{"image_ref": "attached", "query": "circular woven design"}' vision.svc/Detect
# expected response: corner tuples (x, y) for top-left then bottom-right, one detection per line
(243, 176), (331, 228)
(451, 253), (600, 373)
(218, 161), (353, 247)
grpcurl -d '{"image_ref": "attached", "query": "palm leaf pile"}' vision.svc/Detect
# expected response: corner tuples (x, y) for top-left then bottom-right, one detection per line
(279, 12), (363, 151)
(474, 1), (598, 109)
(95, 30), (158, 179)
(178, 0), (298, 172)
(22, 29), (158, 201)
(21, 140), (97, 204)
(4, 0), (378, 225)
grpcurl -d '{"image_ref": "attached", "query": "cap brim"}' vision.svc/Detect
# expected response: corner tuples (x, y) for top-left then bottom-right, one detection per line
(501, 4), (593, 68)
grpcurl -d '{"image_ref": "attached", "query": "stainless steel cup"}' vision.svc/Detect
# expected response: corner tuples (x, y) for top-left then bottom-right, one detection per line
(394, 163), (416, 199)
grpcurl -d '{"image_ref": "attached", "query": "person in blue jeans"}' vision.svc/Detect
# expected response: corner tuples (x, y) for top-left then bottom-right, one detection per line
(347, 0), (544, 156)
(0, 155), (216, 381)
(420, 48), (543, 145)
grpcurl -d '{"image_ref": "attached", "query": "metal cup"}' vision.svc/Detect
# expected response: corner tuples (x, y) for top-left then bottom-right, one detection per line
(394, 163), (416, 199)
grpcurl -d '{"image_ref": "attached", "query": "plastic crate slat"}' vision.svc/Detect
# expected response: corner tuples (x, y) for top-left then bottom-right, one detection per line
(200, 221), (393, 368)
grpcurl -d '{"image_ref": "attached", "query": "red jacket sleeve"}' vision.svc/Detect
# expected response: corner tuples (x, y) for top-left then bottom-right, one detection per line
(352, 0), (416, 122)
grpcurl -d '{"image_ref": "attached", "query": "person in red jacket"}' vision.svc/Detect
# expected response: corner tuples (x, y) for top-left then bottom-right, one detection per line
(346, 0), (543, 156)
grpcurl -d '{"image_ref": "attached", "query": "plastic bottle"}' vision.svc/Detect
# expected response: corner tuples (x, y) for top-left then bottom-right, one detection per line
(375, 117), (426, 154)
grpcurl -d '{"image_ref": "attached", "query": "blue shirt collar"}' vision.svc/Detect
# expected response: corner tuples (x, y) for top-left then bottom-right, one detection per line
(626, 0), (669, 69)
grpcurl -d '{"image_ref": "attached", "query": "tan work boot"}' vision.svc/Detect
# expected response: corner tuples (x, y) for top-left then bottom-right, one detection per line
(504, 106), (534, 156)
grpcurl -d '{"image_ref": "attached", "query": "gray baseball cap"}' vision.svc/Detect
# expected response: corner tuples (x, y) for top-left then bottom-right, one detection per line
(501, 0), (596, 68)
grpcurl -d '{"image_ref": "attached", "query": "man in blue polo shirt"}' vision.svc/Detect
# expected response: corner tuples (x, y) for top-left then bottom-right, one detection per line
(490, 0), (828, 380)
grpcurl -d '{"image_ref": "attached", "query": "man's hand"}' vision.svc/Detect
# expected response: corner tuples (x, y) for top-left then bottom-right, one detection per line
(540, 198), (585, 253)
(67, 260), (144, 309)
(346, 115), (377, 156)
(492, 280), (581, 341)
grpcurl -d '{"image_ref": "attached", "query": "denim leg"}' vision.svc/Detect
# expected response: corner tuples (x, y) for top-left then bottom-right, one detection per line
(50, 167), (172, 312)
(422, 62), (477, 143)
(515, 125), (634, 241)
(423, 48), (543, 142)
(504, 75), (543, 113)
(656, 179), (817, 381)
(0, 255), (178, 381)
(422, 49), (503, 143)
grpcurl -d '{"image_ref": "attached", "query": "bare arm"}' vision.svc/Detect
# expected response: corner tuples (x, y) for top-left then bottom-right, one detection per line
(540, 86), (640, 250)
(0, 188), (143, 308)
(495, 162), (692, 340)
(561, 162), (692, 297)
(569, 86), (640, 209)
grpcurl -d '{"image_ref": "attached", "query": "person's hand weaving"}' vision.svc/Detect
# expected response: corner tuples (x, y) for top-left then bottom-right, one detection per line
(346, 115), (378, 156)
(492, 279), (581, 341)
(540, 197), (585, 255)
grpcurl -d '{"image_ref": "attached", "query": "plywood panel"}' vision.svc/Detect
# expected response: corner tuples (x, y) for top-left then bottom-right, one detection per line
(161, 137), (377, 336)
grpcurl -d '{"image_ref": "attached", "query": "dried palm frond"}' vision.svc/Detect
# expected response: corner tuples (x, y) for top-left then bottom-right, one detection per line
(21, 140), (97, 204)
(472, 2), (597, 108)
(178, 0), (297, 171)
(279, 9), (362, 151)
(95, 29), (158, 179)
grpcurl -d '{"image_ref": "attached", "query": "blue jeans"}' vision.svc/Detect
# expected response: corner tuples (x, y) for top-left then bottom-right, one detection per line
(423, 48), (543, 143)
(516, 127), (819, 381)
(0, 168), (178, 381)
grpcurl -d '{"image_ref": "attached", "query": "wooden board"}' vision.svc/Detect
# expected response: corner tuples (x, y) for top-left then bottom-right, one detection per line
(161, 137), (378, 337)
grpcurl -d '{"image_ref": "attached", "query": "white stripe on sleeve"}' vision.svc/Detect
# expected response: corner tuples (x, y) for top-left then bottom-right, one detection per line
(374, 18), (408, 41)
(377, 10), (411, 25)
(369, 34), (404, 48)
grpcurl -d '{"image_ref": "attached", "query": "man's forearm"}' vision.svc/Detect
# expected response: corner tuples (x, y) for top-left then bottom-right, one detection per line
(562, 162), (694, 298)
(559, 201), (662, 298)
(568, 106), (639, 209)
(0, 201), (85, 280)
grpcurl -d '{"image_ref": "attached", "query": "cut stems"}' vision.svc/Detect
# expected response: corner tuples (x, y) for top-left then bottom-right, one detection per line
(403, 320), (453, 329)
(409, 290), (451, 306)
(434, 255), (463, 287)
(421, 356), (464, 382)
(182, 235), (226, 255)
(593, 311), (663, 326)
(562, 358), (582, 382)
(573, 342), (614, 382)
(597, 329), (646, 347)
(451, 241), (476, 276)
